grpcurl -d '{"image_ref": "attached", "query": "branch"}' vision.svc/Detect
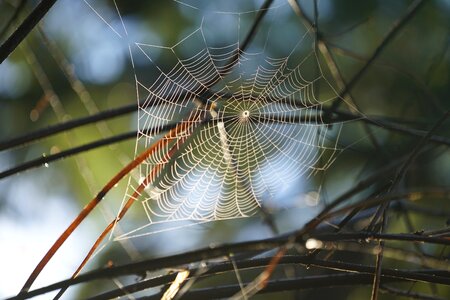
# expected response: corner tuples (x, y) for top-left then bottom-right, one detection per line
(311, 232), (450, 246)
(12, 254), (450, 299)
(0, 102), (137, 152)
(380, 284), (447, 300)
(138, 274), (416, 300)
(0, 130), (137, 180)
(326, 0), (426, 113)
(0, 0), (27, 40)
(3, 106), (450, 181)
(0, 0), (57, 63)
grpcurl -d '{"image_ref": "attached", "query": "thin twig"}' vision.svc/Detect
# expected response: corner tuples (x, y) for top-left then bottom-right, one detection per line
(18, 116), (200, 294)
(326, 0), (426, 114)
(2, 113), (330, 179)
(137, 275), (409, 300)
(0, 130), (137, 179)
(10, 253), (450, 300)
(2, 91), (450, 154)
(53, 118), (197, 299)
(369, 110), (450, 299)
(380, 284), (447, 300)
(3, 106), (450, 181)
(17, 0), (277, 295)
(310, 232), (450, 246)
(0, 102), (137, 152)
(391, 200), (450, 218)
(393, 111), (450, 190)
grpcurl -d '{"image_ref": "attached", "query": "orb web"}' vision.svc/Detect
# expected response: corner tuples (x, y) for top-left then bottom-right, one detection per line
(85, 0), (346, 239)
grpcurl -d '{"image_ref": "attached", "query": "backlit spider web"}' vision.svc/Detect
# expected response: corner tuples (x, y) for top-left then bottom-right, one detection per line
(89, 0), (345, 239)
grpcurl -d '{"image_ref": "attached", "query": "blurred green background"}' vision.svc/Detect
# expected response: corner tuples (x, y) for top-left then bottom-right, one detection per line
(0, 0), (449, 299)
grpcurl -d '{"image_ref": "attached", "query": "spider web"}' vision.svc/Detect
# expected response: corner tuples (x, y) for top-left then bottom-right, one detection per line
(86, 0), (347, 239)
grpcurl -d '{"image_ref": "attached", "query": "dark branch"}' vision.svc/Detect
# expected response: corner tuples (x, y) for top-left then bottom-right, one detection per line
(4, 110), (449, 181)
(380, 284), (447, 300)
(325, 0), (426, 113)
(139, 271), (449, 300)
(0, 0), (27, 40)
(0, 102), (137, 152)
(311, 232), (450, 246)
(0, 130), (137, 180)
(11, 254), (450, 299)
(0, 0), (58, 63)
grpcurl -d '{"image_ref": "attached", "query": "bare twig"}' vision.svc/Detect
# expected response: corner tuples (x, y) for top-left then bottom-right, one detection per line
(380, 284), (447, 300)
(11, 253), (450, 300)
(17, 0), (277, 295)
(138, 274), (426, 300)
(3, 105), (450, 181)
(367, 109), (450, 299)
(325, 0), (426, 114)
(0, 102), (137, 152)
(0, 130), (137, 179)
(18, 115), (200, 294)
(0, 0), (57, 63)
(309, 232), (450, 246)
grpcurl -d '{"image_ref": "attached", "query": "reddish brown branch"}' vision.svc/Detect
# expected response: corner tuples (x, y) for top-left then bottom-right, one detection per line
(53, 118), (197, 299)
(19, 114), (201, 294)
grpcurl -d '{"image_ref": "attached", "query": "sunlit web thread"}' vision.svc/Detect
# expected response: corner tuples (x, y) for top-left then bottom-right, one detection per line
(114, 3), (344, 239)
(17, 2), (345, 296)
